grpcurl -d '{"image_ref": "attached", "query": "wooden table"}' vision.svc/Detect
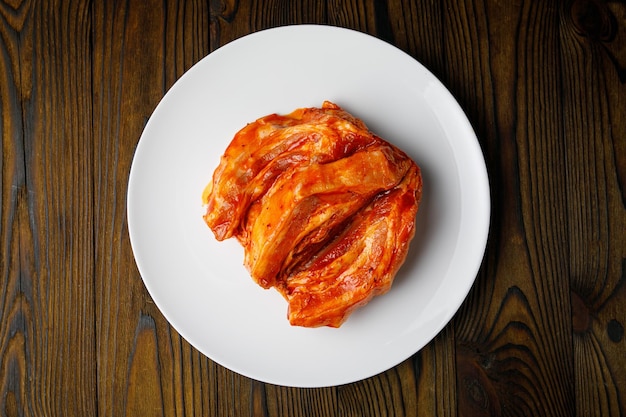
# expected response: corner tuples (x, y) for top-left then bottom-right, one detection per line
(2, 1), (625, 415)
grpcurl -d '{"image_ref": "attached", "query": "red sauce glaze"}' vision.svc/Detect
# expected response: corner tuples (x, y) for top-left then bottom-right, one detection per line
(203, 101), (422, 327)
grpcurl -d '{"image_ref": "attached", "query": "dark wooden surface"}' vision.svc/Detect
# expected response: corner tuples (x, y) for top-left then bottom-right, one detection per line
(1, 0), (625, 415)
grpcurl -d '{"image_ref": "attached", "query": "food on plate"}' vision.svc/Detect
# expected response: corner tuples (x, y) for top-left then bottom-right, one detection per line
(202, 101), (422, 327)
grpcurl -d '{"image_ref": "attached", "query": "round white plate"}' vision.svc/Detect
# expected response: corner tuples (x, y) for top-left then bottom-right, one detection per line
(127, 25), (490, 388)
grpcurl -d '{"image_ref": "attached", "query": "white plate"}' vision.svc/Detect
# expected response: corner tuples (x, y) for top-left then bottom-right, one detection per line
(127, 25), (490, 388)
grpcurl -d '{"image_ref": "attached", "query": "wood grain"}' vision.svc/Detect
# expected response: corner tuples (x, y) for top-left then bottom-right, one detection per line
(0, 0), (625, 416)
(561, 1), (626, 415)
(1, 0), (96, 415)
(449, 1), (577, 415)
(91, 1), (237, 416)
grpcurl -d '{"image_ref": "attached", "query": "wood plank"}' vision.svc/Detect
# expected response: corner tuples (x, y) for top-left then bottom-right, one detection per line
(560, 0), (626, 415)
(447, 1), (578, 415)
(1, 0), (97, 415)
(92, 1), (238, 416)
(0, 1), (30, 411)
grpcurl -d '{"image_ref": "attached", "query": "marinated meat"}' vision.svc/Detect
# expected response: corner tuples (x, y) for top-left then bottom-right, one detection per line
(203, 101), (422, 327)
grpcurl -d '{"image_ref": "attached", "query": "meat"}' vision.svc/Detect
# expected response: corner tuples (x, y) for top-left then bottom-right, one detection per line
(203, 101), (422, 327)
